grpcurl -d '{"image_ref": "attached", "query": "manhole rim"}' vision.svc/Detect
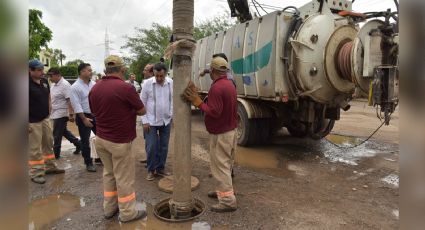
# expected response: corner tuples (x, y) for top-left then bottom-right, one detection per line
(153, 197), (206, 222)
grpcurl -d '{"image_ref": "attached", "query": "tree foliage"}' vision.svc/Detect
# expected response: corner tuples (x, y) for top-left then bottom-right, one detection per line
(122, 13), (235, 81)
(58, 65), (78, 78)
(65, 59), (84, 66)
(47, 48), (66, 66)
(193, 13), (235, 40)
(29, 9), (52, 59)
(122, 23), (171, 81)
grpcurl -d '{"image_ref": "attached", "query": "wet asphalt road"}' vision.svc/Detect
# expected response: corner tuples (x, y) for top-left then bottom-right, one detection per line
(29, 99), (399, 229)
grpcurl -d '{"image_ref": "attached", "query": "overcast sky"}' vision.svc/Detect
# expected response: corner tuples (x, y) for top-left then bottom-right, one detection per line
(29, 0), (396, 73)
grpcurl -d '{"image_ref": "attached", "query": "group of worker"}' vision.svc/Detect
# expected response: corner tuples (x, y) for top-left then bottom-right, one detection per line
(28, 52), (238, 223)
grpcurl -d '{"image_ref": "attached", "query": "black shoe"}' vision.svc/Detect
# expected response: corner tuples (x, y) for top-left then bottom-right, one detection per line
(207, 191), (217, 199)
(140, 159), (147, 163)
(73, 142), (81, 154)
(119, 210), (147, 223)
(210, 203), (237, 213)
(104, 208), (119, 219)
(95, 158), (103, 165)
(86, 165), (96, 172)
(45, 168), (65, 174)
(31, 176), (46, 184)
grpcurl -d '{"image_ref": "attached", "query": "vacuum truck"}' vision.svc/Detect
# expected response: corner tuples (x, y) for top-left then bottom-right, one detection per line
(191, 0), (399, 146)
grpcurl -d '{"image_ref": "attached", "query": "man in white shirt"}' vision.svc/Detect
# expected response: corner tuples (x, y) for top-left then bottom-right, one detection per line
(125, 73), (141, 93)
(70, 63), (98, 172)
(47, 67), (81, 159)
(140, 62), (173, 181)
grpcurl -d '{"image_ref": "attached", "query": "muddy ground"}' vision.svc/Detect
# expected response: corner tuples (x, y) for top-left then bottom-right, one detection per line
(29, 99), (399, 230)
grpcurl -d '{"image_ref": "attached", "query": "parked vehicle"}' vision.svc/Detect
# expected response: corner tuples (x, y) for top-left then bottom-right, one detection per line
(192, 0), (398, 146)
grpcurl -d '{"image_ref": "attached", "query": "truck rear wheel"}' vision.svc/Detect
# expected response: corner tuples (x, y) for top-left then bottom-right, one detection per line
(237, 103), (254, 146)
(237, 103), (270, 146)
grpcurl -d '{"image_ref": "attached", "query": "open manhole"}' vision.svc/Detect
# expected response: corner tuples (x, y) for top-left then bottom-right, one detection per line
(153, 197), (206, 222)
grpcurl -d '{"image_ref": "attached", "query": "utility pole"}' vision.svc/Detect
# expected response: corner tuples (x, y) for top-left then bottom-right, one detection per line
(59, 50), (63, 66)
(169, 0), (195, 219)
(105, 28), (110, 58)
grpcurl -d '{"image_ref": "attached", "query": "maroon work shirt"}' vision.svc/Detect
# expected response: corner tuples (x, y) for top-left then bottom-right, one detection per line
(199, 76), (237, 134)
(89, 76), (144, 143)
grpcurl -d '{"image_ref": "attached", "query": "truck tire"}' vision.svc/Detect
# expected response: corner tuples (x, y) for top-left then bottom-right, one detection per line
(237, 103), (257, 146)
(311, 119), (335, 140)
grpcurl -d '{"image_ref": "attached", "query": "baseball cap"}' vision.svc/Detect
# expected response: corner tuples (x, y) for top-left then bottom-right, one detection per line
(29, 59), (45, 69)
(104, 55), (124, 68)
(210, 57), (228, 72)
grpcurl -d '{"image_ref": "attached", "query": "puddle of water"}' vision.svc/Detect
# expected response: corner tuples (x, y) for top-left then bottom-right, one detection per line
(235, 147), (281, 169)
(234, 146), (307, 178)
(29, 193), (83, 230)
(381, 174), (399, 188)
(197, 133), (395, 176)
(320, 136), (383, 166)
(326, 134), (363, 146)
(106, 202), (216, 230)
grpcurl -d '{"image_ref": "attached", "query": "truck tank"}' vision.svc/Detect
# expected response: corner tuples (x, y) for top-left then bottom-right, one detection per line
(191, 0), (398, 146)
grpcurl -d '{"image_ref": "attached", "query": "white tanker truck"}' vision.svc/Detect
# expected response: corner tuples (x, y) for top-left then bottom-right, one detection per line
(191, 0), (399, 146)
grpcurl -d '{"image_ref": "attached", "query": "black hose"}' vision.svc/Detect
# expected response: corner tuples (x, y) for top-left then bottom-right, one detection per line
(393, 0), (399, 11)
(283, 10), (301, 98)
(318, 0), (324, 14)
(282, 6), (300, 15)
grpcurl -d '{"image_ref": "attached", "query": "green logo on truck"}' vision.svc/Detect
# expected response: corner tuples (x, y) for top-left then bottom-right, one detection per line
(231, 41), (272, 74)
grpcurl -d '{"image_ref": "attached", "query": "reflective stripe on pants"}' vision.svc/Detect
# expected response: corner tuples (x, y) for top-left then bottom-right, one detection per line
(95, 136), (138, 221)
(28, 119), (57, 178)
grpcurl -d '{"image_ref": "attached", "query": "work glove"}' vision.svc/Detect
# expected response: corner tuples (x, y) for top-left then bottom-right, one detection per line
(182, 81), (202, 107)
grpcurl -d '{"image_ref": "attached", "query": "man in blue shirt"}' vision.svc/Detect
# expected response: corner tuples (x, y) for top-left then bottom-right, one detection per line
(70, 63), (98, 172)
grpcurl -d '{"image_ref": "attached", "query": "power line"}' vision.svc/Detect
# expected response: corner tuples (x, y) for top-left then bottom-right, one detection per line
(253, 0), (268, 14)
(251, 0), (262, 16)
(109, 0), (129, 26)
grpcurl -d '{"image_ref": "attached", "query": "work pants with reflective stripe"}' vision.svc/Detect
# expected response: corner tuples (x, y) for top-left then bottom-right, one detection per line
(209, 129), (237, 208)
(95, 136), (137, 221)
(28, 119), (57, 178)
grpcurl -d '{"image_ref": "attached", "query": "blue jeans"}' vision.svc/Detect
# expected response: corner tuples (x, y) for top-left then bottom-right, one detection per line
(144, 124), (171, 173)
(76, 113), (96, 166)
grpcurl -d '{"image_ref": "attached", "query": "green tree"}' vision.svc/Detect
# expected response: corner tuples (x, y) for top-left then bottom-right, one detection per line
(58, 65), (78, 78)
(193, 13), (235, 40)
(65, 59), (84, 66)
(122, 23), (172, 81)
(48, 48), (66, 66)
(29, 9), (52, 59)
(122, 14), (235, 81)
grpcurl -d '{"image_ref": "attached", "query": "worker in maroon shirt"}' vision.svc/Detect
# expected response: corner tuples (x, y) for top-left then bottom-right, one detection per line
(89, 55), (147, 223)
(183, 56), (238, 212)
